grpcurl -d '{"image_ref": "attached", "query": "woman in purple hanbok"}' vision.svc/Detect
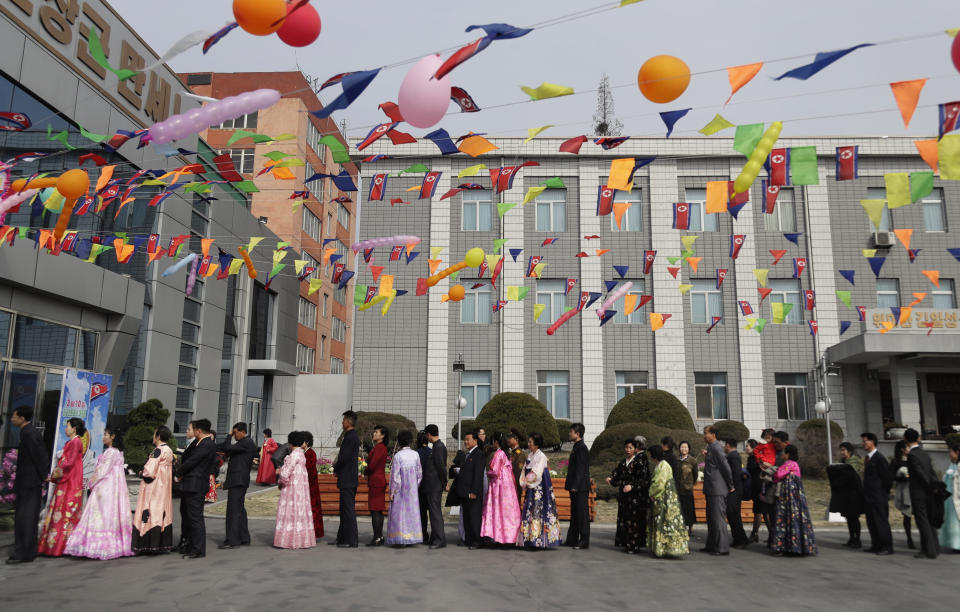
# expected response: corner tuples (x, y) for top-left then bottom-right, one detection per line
(386, 430), (422, 546)
(64, 426), (133, 560)
(274, 432), (315, 549)
(481, 433), (521, 545)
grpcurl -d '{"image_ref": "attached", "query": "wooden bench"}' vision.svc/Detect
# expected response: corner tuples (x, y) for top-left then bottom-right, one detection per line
(693, 481), (755, 523)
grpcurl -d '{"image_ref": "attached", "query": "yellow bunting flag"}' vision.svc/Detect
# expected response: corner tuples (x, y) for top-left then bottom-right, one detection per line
(862, 249), (877, 258)
(532, 262), (547, 278)
(939, 134), (960, 180)
(458, 135), (498, 157)
(921, 270), (940, 287)
(458, 164), (486, 178)
(884, 173), (911, 209)
(650, 312), (667, 331)
(506, 286), (520, 301)
(247, 237), (264, 252)
(771, 302), (793, 324)
(308, 278), (323, 295)
(753, 268), (769, 287)
(380, 291), (397, 316)
(706, 181), (728, 214)
(624, 294), (638, 316)
(43, 189), (65, 212)
(291, 199), (303, 212)
(294, 260), (307, 276)
(612, 202), (632, 229)
(909, 292), (927, 307)
(678, 284), (693, 295)
(520, 83), (574, 101)
(522, 185), (547, 206)
(743, 318), (757, 330)
(685, 257), (701, 273)
(699, 114), (735, 136)
(893, 228), (913, 252)
(228, 258), (244, 275)
(486, 254), (502, 269)
(525, 125), (554, 143)
(608, 158), (637, 191)
(889, 79), (927, 128)
(430, 246), (445, 259)
(533, 303), (546, 321)
(680, 235), (698, 252)
(860, 199), (886, 230)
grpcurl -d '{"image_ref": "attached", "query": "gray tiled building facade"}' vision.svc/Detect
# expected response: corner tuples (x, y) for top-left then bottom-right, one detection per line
(351, 136), (960, 444)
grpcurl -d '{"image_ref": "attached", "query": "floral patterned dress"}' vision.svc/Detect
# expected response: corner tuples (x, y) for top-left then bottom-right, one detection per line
(386, 447), (423, 545)
(610, 453), (651, 552)
(771, 460), (817, 556)
(647, 459), (689, 558)
(304, 448), (324, 538)
(38, 436), (84, 556)
(274, 447), (315, 549)
(518, 449), (562, 548)
(64, 447), (133, 560)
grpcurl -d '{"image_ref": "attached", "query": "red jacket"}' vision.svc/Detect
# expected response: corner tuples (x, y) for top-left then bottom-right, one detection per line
(365, 443), (387, 488)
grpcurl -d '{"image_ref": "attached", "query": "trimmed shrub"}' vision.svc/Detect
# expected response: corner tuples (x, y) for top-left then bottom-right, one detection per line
(795, 418), (845, 478)
(126, 398), (167, 427)
(713, 420), (750, 444)
(606, 389), (695, 431)
(944, 432), (960, 449)
(555, 419), (573, 441)
(451, 419), (476, 441)
(124, 399), (171, 472)
(350, 411), (417, 452)
(474, 392), (560, 448)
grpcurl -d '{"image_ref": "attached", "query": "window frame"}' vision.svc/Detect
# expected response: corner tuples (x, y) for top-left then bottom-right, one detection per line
(534, 189), (566, 232)
(537, 370), (570, 419)
(298, 296), (317, 329)
(690, 279), (722, 325)
(763, 187), (797, 232)
(775, 373), (809, 421)
(866, 187), (893, 232)
(921, 188), (947, 232)
(769, 279), (803, 324)
(536, 279), (567, 324)
(876, 278), (900, 308)
(302, 207), (321, 242)
(460, 371), (492, 418)
(610, 188), (642, 232)
(460, 282), (493, 324)
(694, 372), (728, 420)
(932, 279), (956, 309)
(615, 371), (649, 401)
(461, 190), (494, 232)
(296, 343), (315, 374)
(683, 188), (718, 232)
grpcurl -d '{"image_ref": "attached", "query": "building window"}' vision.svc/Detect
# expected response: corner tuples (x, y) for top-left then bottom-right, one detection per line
(462, 191), (493, 231)
(536, 279), (566, 324)
(461, 282), (492, 324)
(332, 317), (346, 342)
(301, 251), (321, 281)
(932, 279), (956, 308)
(610, 189), (642, 232)
(175, 387), (195, 411)
(327, 212), (334, 234)
(535, 189), (566, 232)
(306, 121), (326, 160)
(218, 148), (255, 174)
(218, 112), (258, 129)
(296, 344), (315, 373)
(302, 208), (321, 242)
(174, 411), (192, 434)
(683, 188), (718, 232)
(319, 335), (326, 359)
(304, 162), (323, 201)
(763, 187), (797, 232)
(776, 373), (808, 420)
(769, 279), (802, 324)
(298, 297), (316, 328)
(690, 279), (722, 324)
(867, 187), (892, 232)
(922, 188), (946, 232)
(612, 280), (646, 324)
(877, 279), (900, 308)
(337, 202), (351, 229)
(460, 371), (492, 417)
(537, 371), (570, 418)
(694, 372), (728, 419)
(190, 211), (208, 235)
(615, 371), (648, 401)
(330, 357), (345, 374)
(321, 293), (329, 317)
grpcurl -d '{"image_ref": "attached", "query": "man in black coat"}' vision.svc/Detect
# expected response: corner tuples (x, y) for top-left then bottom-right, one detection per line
(661, 436), (681, 484)
(333, 410), (360, 548)
(7, 407), (48, 564)
(175, 420), (198, 553)
(904, 428), (939, 559)
(860, 432), (894, 554)
(724, 439), (749, 548)
(564, 423), (591, 549)
(424, 424), (448, 549)
(176, 418), (215, 558)
(457, 430), (485, 549)
(218, 422), (257, 549)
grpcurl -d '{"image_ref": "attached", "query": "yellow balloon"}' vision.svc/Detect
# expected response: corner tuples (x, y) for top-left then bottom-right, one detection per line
(464, 247), (485, 268)
(733, 121), (782, 195)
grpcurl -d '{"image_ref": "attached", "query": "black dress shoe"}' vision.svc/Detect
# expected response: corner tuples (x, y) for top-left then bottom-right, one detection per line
(327, 541), (342, 546)
(217, 544), (236, 550)
(863, 547), (879, 553)
(365, 538), (384, 547)
(429, 544), (447, 550)
(848, 541), (862, 549)
(710, 551), (730, 556)
(699, 547), (713, 553)
(913, 553), (928, 559)
(5, 558), (30, 565)
(572, 545), (588, 550)
(337, 543), (358, 548)
(184, 553), (205, 559)
(625, 549), (637, 555)
(240, 542), (251, 546)
(876, 549), (894, 556)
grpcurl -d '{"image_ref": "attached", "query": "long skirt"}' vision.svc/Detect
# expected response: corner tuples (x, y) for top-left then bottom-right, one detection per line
(678, 493), (696, 527)
(615, 493), (647, 552)
(771, 475), (817, 556)
(518, 471), (562, 549)
(648, 485), (689, 558)
(132, 524), (173, 554)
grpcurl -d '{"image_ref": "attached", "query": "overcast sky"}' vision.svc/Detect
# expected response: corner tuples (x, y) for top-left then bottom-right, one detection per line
(111, 0), (959, 140)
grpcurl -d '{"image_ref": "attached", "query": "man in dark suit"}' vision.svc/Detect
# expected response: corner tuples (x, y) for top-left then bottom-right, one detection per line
(702, 425), (734, 555)
(904, 428), (938, 559)
(724, 438), (749, 549)
(175, 420), (198, 554)
(424, 424), (448, 549)
(176, 418), (215, 558)
(333, 410), (360, 548)
(564, 423), (591, 549)
(457, 430), (485, 549)
(217, 422), (257, 549)
(7, 407), (48, 564)
(861, 432), (894, 555)
(661, 437), (681, 484)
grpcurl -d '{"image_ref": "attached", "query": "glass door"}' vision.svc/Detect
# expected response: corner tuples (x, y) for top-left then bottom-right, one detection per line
(245, 398), (261, 442)
(1, 365), (41, 451)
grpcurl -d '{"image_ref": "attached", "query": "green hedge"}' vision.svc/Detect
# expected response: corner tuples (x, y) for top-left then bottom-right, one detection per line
(349, 411), (417, 452)
(606, 389), (695, 431)
(795, 418), (845, 478)
(474, 393), (559, 448)
(944, 432), (960, 449)
(124, 399), (172, 472)
(713, 420), (750, 444)
(451, 419), (476, 441)
(555, 419), (572, 443)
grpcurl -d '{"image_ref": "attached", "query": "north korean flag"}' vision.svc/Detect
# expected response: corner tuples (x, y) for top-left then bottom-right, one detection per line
(804, 289), (816, 310)
(490, 256), (503, 288)
(146, 233), (160, 256)
(60, 232), (79, 253)
(434, 37), (489, 80)
(856, 305), (866, 321)
(730, 234), (746, 259)
(148, 191), (175, 208)
(298, 266), (315, 281)
(363, 248), (374, 263)
(738, 301), (754, 316)
(494, 167), (518, 193)
(577, 291), (590, 312)
(727, 181), (749, 217)
(390, 246), (403, 261)
(0, 111), (31, 132)
(717, 269), (727, 289)
(673, 202), (690, 229)
(597, 186), (616, 216)
(478, 260), (489, 278)
(102, 129), (140, 153)
(198, 255), (213, 277)
(368, 174), (388, 201)
(167, 235), (189, 258)
(835, 146), (858, 181)
(761, 180), (780, 214)
(450, 87), (481, 113)
(643, 250), (656, 275)
(939, 101), (960, 139)
(357, 122), (397, 151)
(565, 278), (578, 295)
(74, 196), (95, 216)
(767, 148), (790, 186)
(594, 137), (629, 150)
(492, 300), (507, 312)
(527, 255), (542, 277)
(420, 171), (442, 199)
(89, 382), (110, 401)
(706, 316), (722, 334)
(541, 238), (558, 247)
(365, 286), (377, 304)
(332, 262), (346, 284)
(808, 320), (818, 336)
(793, 257), (807, 279)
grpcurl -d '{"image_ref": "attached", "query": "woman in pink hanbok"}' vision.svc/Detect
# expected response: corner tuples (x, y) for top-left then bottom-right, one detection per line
(481, 433), (522, 545)
(65, 426), (133, 560)
(274, 431), (315, 549)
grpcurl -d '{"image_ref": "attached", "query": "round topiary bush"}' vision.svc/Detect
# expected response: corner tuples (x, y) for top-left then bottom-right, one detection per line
(474, 392), (560, 448)
(452, 419), (476, 441)
(945, 432), (960, 449)
(795, 418), (845, 478)
(350, 411), (417, 451)
(555, 419), (572, 442)
(713, 420), (750, 444)
(606, 389), (695, 431)
(123, 399), (172, 472)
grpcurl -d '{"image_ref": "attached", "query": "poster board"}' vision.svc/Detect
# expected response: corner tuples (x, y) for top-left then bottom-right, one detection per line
(50, 369), (112, 469)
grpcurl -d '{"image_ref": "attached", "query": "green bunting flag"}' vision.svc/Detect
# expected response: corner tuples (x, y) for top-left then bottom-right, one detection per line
(88, 31), (137, 81)
(733, 123), (764, 156)
(354, 284), (368, 306)
(497, 202), (517, 217)
(493, 239), (508, 253)
(543, 177), (565, 189)
(791, 146), (819, 185)
(754, 318), (768, 333)
(836, 290), (852, 309)
(909, 171), (934, 202)
(227, 130), (274, 146)
(319, 135), (351, 163)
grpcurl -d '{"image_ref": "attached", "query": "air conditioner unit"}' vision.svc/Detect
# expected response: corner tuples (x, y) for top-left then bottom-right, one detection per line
(872, 232), (896, 247)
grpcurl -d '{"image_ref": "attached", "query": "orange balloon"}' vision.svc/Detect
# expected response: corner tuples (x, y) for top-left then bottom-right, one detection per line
(637, 55), (690, 104)
(448, 285), (466, 302)
(233, 0), (287, 36)
(56, 169), (89, 199)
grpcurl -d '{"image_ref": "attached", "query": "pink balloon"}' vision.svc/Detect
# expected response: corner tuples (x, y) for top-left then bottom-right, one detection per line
(397, 55), (451, 129)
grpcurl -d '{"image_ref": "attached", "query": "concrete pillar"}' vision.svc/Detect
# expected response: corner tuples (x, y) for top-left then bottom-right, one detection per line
(500, 171), (525, 393)
(578, 160), (605, 445)
(889, 358), (921, 429)
(425, 163), (453, 436)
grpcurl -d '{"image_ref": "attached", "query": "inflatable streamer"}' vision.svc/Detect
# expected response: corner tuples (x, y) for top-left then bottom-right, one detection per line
(733, 121), (782, 195)
(149, 89), (280, 144)
(351, 235), (421, 252)
(161, 253), (198, 277)
(237, 245), (258, 279)
(597, 281), (633, 317)
(11, 176), (58, 191)
(425, 248), (485, 288)
(546, 308), (579, 335)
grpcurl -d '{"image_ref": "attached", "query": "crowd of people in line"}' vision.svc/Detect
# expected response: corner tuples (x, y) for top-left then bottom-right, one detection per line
(4, 407), (960, 564)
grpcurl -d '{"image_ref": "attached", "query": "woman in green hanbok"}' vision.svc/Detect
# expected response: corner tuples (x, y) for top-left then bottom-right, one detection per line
(647, 445), (689, 558)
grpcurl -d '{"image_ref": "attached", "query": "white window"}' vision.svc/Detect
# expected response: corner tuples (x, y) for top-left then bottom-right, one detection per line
(304, 162), (323, 201)
(867, 187), (892, 232)
(337, 202), (351, 229)
(302, 208), (321, 242)
(615, 371), (648, 401)
(218, 112), (258, 129)
(612, 279), (646, 324)
(769, 279), (802, 324)
(690, 279), (722, 324)
(776, 373), (808, 420)
(334, 285), (348, 304)
(461, 282), (492, 324)
(332, 317), (346, 342)
(321, 293), (329, 317)
(535, 189), (566, 232)
(610, 188), (642, 232)
(306, 121), (326, 160)
(298, 297), (316, 328)
(536, 279), (566, 324)
(877, 279), (899, 308)
(537, 371), (570, 418)
(301, 251), (321, 281)
(695, 372), (728, 419)
(296, 344), (315, 373)
(922, 188), (947, 232)
(460, 371), (492, 418)
(330, 357), (345, 374)
(683, 188), (718, 232)
(462, 190), (493, 231)
(932, 279), (956, 308)
(763, 188), (797, 232)
(219, 148), (254, 174)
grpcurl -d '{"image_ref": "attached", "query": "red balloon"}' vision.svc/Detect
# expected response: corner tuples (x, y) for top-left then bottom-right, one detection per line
(277, 3), (321, 47)
(952, 33), (960, 74)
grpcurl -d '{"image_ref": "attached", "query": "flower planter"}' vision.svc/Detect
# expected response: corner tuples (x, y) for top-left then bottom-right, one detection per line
(693, 481), (755, 523)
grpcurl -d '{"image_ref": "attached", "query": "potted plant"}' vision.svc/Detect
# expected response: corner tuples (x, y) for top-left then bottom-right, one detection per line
(883, 421), (907, 440)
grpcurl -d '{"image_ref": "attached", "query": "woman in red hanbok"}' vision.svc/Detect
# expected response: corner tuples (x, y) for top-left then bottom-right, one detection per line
(256, 428), (278, 485)
(38, 418), (86, 556)
(303, 432), (324, 538)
